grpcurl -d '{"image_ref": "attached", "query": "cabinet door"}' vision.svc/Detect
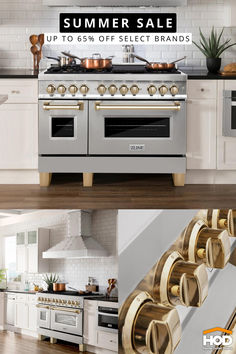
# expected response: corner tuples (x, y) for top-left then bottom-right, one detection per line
(28, 304), (37, 331)
(187, 99), (216, 169)
(16, 232), (25, 245)
(27, 231), (37, 245)
(15, 302), (28, 329)
(27, 245), (38, 273)
(16, 246), (27, 273)
(83, 301), (97, 346)
(0, 104), (38, 169)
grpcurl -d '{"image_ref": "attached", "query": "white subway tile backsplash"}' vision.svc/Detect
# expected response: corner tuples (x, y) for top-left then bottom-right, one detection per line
(0, 0), (235, 69)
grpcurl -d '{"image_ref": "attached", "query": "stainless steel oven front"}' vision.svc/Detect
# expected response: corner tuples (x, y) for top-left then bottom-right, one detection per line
(50, 306), (83, 336)
(39, 100), (88, 155)
(223, 90), (236, 137)
(89, 100), (186, 155)
(97, 305), (118, 333)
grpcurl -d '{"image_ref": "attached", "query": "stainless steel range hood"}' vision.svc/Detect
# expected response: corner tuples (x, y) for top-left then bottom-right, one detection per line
(43, 210), (108, 259)
(43, 0), (187, 7)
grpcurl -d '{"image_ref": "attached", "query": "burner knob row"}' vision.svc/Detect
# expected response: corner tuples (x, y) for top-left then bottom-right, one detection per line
(148, 84), (179, 96)
(46, 84), (89, 95)
(106, 84), (140, 96)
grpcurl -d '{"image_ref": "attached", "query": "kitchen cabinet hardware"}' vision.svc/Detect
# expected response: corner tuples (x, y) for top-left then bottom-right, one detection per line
(182, 219), (231, 268)
(122, 292), (181, 354)
(95, 102), (181, 111)
(201, 88), (204, 92)
(11, 90), (20, 94)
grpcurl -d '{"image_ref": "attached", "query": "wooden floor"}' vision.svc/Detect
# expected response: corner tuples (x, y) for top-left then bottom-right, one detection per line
(0, 331), (92, 354)
(0, 173), (236, 209)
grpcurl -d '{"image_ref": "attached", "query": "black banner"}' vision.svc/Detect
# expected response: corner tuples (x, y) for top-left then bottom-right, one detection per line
(60, 13), (177, 33)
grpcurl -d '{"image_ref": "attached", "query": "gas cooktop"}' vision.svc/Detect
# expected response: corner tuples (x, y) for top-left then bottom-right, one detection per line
(44, 64), (181, 75)
(39, 290), (101, 296)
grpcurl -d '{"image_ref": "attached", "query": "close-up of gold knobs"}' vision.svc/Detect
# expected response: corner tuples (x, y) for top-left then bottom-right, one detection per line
(119, 85), (129, 96)
(97, 84), (107, 95)
(79, 84), (89, 95)
(199, 209), (236, 237)
(57, 84), (66, 95)
(170, 84), (179, 96)
(147, 85), (157, 96)
(130, 84), (140, 96)
(46, 84), (56, 94)
(68, 84), (78, 95)
(159, 85), (168, 96)
(108, 84), (118, 95)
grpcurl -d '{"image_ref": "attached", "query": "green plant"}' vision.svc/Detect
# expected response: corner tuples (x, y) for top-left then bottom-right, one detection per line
(42, 273), (59, 287)
(193, 27), (236, 58)
(0, 269), (7, 282)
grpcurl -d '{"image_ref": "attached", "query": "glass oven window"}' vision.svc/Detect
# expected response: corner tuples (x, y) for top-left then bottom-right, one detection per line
(40, 312), (47, 321)
(55, 313), (76, 327)
(98, 314), (118, 330)
(231, 107), (236, 130)
(104, 117), (170, 138)
(51, 117), (74, 138)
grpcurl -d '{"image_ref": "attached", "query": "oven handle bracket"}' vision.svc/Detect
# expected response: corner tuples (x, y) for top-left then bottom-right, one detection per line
(95, 102), (181, 111)
(43, 102), (84, 111)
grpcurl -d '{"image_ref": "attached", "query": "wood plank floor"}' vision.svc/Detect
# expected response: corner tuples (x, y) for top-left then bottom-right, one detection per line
(0, 331), (92, 354)
(0, 173), (236, 209)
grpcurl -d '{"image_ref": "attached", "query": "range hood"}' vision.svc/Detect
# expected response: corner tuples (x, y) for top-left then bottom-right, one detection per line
(43, 211), (108, 259)
(43, 0), (187, 7)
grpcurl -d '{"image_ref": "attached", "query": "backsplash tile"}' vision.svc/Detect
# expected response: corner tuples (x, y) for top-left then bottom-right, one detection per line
(0, 0), (235, 69)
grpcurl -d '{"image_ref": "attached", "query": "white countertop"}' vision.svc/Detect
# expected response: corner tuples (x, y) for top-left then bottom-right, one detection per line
(0, 95), (7, 105)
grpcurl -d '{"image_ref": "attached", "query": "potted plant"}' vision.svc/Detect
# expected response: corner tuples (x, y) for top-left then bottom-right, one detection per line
(193, 27), (236, 73)
(42, 273), (59, 292)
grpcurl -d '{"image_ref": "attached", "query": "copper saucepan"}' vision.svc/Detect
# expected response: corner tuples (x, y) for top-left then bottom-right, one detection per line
(132, 54), (186, 71)
(62, 52), (113, 70)
(53, 283), (66, 292)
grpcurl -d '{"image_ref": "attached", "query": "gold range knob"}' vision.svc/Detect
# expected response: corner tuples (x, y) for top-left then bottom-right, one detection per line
(170, 85), (179, 96)
(97, 84), (107, 96)
(199, 209), (236, 237)
(147, 85), (157, 96)
(108, 84), (118, 96)
(122, 292), (181, 354)
(80, 85), (89, 95)
(158, 251), (208, 307)
(69, 85), (78, 95)
(57, 85), (66, 95)
(46, 84), (56, 94)
(159, 85), (168, 96)
(130, 85), (140, 96)
(119, 85), (129, 96)
(183, 219), (231, 269)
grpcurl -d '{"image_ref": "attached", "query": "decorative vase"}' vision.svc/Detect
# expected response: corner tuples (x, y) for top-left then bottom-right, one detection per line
(48, 283), (53, 292)
(206, 58), (221, 73)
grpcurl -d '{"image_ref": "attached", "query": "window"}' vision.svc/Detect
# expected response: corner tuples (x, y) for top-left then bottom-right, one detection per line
(4, 236), (21, 283)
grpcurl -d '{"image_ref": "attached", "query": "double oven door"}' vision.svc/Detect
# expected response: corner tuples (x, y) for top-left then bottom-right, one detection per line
(50, 307), (83, 336)
(39, 100), (88, 155)
(89, 100), (186, 155)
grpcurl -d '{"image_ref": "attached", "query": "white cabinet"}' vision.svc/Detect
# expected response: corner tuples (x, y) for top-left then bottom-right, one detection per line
(14, 293), (37, 332)
(97, 330), (118, 352)
(0, 79), (38, 170)
(16, 228), (50, 274)
(83, 299), (97, 346)
(187, 80), (217, 169)
(0, 293), (4, 328)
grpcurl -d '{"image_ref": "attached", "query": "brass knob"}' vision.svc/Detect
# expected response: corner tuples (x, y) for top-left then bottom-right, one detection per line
(170, 85), (179, 96)
(159, 85), (168, 96)
(147, 85), (157, 96)
(69, 85), (78, 95)
(186, 220), (231, 268)
(108, 84), (118, 96)
(119, 85), (129, 96)
(57, 85), (66, 95)
(207, 209), (236, 237)
(59, 299), (62, 304)
(46, 84), (56, 94)
(159, 251), (208, 307)
(97, 84), (107, 96)
(80, 85), (89, 95)
(130, 85), (140, 96)
(122, 292), (181, 354)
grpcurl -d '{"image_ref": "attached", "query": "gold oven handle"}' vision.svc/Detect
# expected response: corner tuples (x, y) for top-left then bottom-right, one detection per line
(36, 304), (50, 309)
(95, 102), (181, 111)
(51, 306), (81, 314)
(43, 102), (84, 111)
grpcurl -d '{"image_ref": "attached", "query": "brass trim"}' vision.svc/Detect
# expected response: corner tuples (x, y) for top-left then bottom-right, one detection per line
(95, 102), (181, 111)
(51, 306), (81, 314)
(36, 304), (50, 309)
(43, 102), (84, 111)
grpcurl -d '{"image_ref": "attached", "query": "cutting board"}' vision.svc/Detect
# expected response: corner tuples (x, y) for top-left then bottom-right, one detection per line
(220, 71), (236, 76)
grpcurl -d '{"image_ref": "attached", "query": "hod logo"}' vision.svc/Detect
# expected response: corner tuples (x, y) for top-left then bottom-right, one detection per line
(202, 327), (233, 350)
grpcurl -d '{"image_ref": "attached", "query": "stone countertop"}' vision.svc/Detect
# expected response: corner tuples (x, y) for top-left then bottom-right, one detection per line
(181, 68), (236, 80)
(0, 69), (38, 78)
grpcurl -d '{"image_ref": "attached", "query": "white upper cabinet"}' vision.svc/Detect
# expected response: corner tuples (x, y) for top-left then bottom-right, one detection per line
(187, 80), (217, 170)
(0, 79), (38, 170)
(16, 228), (50, 273)
(224, 0), (236, 27)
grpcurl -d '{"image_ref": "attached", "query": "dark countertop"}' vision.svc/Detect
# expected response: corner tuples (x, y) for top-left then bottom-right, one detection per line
(181, 69), (236, 80)
(4, 289), (37, 294)
(85, 296), (118, 303)
(0, 68), (38, 78)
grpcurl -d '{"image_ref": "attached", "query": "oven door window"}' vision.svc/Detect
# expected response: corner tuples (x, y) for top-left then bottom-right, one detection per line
(231, 106), (236, 130)
(55, 313), (77, 327)
(98, 314), (118, 330)
(104, 117), (170, 138)
(40, 311), (47, 321)
(51, 117), (75, 138)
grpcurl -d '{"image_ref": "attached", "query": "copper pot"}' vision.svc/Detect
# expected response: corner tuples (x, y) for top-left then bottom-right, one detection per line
(62, 52), (113, 70)
(53, 283), (66, 292)
(133, 54), (186, 71)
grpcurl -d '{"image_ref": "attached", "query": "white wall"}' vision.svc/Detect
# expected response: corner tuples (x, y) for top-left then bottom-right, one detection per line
(0, 210), (118, 294)
(0, 0), (235, 69)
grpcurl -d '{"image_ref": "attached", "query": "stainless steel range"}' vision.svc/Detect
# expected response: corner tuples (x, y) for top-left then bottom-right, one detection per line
(38, 65), (187, 187)
(36, 291), (100, 350)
